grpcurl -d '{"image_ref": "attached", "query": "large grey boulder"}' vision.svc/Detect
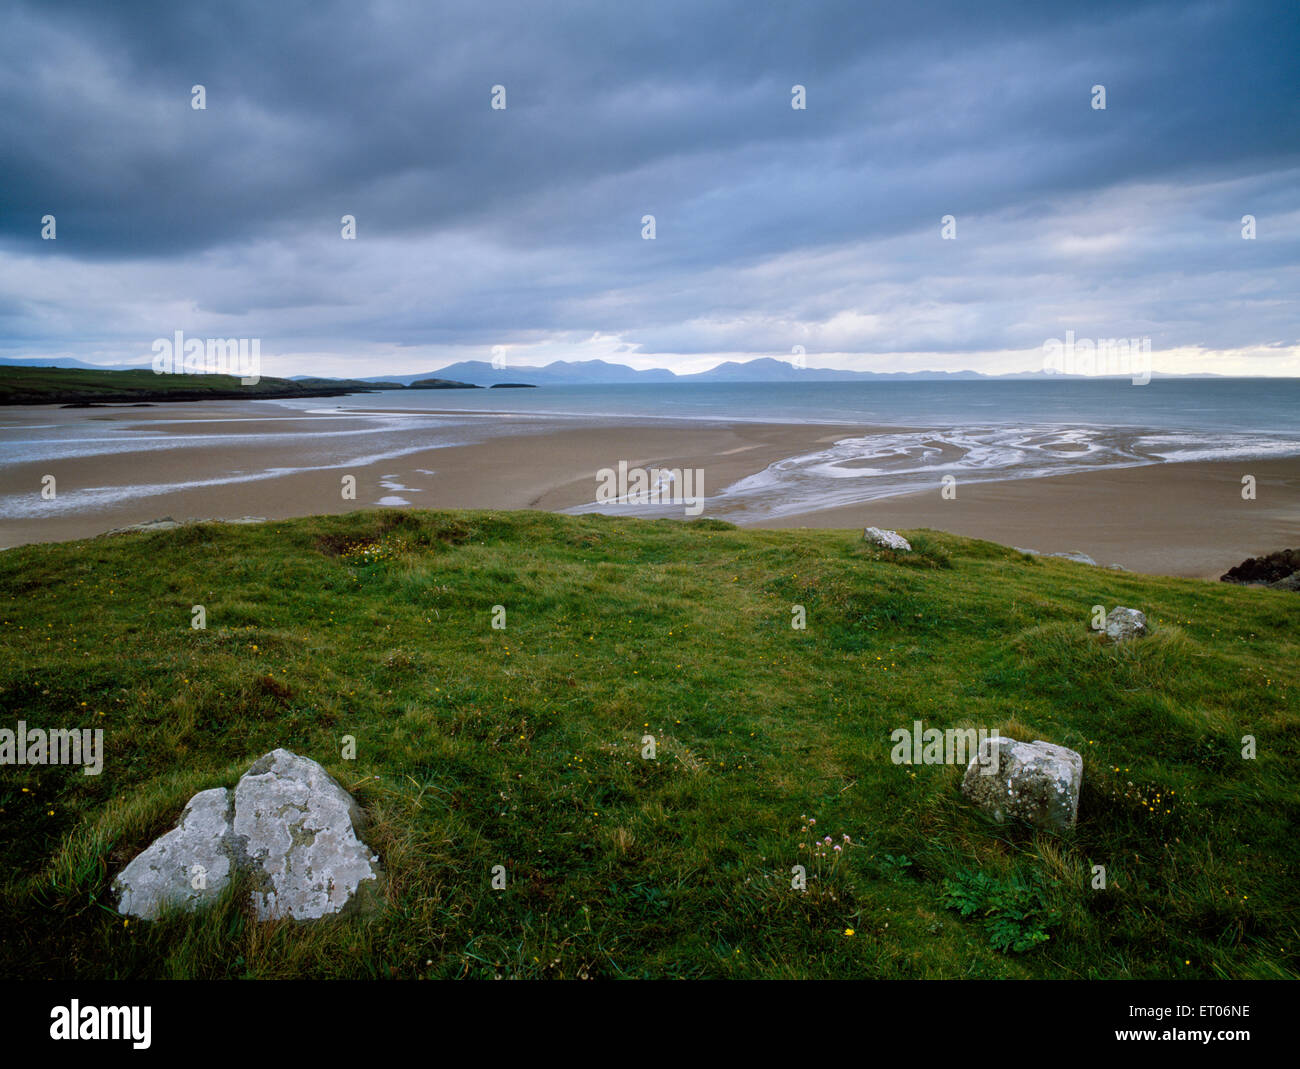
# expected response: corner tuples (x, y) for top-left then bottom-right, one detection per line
(113, 788), (234, 920)
(1104, 606), (1148, 642)
(863, 526), (911, 552)
(113, 750), (380, 922)
(233, 749), (381, 921)
(961, 737), (1083, 831)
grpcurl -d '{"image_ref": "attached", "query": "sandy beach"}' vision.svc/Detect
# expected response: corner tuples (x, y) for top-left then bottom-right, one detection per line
(1, 400), (1296, 579)
(759, 458), (1300, 579)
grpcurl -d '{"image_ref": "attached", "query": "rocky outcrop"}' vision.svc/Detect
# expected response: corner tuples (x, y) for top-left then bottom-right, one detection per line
(863, 527), (911, 552)
(1221, 548), (1300, 587)
(113, 750), (381, 921)
(961, 737), (1083, 831)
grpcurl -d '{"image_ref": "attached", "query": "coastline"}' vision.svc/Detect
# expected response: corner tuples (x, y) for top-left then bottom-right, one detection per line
(759, 457), (1300, 580)
(0, 401), (1295, 579)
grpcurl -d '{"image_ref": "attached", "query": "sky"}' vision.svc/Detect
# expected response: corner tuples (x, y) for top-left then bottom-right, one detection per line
(1, 0), (1298, 379)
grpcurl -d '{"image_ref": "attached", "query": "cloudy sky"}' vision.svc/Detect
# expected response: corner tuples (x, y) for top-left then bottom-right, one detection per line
(2, 0), (1298, 378)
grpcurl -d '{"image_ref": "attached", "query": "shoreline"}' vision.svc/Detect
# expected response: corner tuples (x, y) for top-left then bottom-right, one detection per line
(757, 457), (1299, 580)
(0, 401), (1296, 579)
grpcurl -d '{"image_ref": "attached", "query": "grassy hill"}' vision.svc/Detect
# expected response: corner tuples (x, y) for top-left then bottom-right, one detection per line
(0, 509), (1295, 979)
(0, 366), (394, 404)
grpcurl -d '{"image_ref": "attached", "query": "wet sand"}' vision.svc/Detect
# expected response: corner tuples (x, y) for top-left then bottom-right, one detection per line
(0, 403), (857, 548)
(1, 401), (1296, 580)
(759, 458), (1300, 579)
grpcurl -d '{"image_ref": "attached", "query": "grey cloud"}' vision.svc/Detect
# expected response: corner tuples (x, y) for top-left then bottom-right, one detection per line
(0, 0), (1297, 370)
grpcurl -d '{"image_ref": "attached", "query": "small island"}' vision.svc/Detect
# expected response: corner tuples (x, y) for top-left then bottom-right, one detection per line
(406, 378), (483, 389)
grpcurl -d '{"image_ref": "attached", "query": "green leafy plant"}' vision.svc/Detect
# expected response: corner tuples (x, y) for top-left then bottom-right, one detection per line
(941, 868), (1060, 953)
(876, 853), (915, 881)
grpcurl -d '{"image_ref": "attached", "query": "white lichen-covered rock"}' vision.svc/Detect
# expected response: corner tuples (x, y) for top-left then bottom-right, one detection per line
(961, 737), (1083, 831)
(232, 749), (380, 921)
(112, 788), (234, 920)
(863, 527), (911, 552)
(1104, 606), (1148, 642)
(114, 750), (380, 922)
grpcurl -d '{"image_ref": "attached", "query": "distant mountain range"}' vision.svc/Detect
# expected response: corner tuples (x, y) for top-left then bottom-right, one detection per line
(354, 357), (1228, 386)
(0, 354), (1234, 385)
(360, 358), (997, 386)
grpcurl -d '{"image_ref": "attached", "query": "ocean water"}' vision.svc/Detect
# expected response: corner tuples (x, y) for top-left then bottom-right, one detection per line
(306, 377), (1300, 437)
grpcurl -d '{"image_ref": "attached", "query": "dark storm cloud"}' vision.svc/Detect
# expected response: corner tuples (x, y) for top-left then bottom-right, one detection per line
(1, 0), (1297, 370)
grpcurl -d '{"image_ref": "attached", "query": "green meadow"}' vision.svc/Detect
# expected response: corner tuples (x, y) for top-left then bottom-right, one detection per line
(0, 365), (386, 405)
(0, 509), (1295, 979)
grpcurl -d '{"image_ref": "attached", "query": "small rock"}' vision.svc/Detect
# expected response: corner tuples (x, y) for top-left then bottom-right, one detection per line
(112, 788), (234, 920)
(1269, 573), (1300, 592)
(962, 737), (1083, 831)
(863, 527), (911, 552)
(1104, 606), (1148, 642)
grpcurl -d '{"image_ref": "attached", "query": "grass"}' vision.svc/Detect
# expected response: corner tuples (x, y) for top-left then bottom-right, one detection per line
(0, 365), (391, 404)
(0, 508), (1295, 979)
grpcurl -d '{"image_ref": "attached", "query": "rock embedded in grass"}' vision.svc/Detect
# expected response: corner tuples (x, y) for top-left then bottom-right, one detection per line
(113, 749), (381, 922)
(863, 526), (911, 552)
(1104, 606), (1148, 642)
(113, 787), (234, 920)
(961, 737), (1083, 831)
(233, 749), (381, 921)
